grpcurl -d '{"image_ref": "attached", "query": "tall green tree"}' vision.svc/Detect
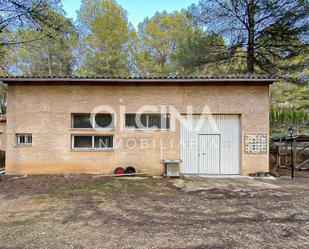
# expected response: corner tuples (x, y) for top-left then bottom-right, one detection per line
(135, 11), (198, 76)
(270, 80), (309, 136)
(189, 0), (309, 76)
(0, 30), (15, 74)
(271, 81), (309, 111)
(270, 106), (309, 135)
(176, 29), (246, 75)
(0, 0), (67, 47)
(76, 0), (132, 76)
(14, 11), (76, 76)
(0, 0), (75, 74)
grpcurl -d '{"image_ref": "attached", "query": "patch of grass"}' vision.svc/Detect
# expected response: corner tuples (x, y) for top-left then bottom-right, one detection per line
(69, 182), (117, 191)
(9, 216), (41, 227)
(31, 194), (49, 201)
(51, 178), (160, 198)
(117, 180), (143, 192)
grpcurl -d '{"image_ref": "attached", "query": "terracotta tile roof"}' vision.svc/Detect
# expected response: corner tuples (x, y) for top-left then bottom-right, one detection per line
(0, 74), (279, 82)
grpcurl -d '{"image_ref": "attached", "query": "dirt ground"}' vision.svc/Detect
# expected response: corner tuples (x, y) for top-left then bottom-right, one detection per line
(0, 171), (308, 249)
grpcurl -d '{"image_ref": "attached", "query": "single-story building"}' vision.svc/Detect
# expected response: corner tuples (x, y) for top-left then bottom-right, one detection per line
(0, 75), (277, 175)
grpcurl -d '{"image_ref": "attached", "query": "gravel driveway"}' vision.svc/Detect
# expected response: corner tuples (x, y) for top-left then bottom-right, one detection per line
(0, 172), (308, 249)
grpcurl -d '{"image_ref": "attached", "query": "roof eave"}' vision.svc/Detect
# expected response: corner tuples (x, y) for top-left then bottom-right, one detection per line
(0, 77), (278, 83)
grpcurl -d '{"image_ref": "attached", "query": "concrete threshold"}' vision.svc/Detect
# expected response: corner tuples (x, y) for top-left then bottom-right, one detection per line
(183, 174), (250, 178)
(183, 174), (276, 180)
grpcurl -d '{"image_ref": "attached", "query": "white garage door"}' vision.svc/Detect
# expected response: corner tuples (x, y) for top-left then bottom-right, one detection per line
(180, 115), (240, 175)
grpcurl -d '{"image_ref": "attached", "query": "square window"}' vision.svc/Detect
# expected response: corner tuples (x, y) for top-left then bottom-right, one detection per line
(16, 134), (32, 146)
(73, 135), (92, 149)
(72, 114), (92, 129)
(125, 114), (138, 128)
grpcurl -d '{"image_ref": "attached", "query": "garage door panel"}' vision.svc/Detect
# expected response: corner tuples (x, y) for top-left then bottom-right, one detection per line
(180, 130), (198, 173)
(218, 116), (240, 174)
(181, 115), (240, 175)
(198, 135), (220, 174)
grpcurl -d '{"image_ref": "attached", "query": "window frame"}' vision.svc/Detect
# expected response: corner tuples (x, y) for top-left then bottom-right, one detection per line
(71, 113), (114, 130)
(71, 134), (114, 151)
(16, 133), (32, 146)
(124, 113), (170, 130)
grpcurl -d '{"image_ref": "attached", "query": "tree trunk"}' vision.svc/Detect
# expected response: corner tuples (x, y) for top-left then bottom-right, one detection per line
(47, 47), (52, 76)
(247, 0), (255, 74)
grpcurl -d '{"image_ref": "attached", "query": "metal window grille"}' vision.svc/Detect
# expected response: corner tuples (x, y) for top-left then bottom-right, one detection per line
(72, 135), (113, 150)
(16, 134), (32, 145)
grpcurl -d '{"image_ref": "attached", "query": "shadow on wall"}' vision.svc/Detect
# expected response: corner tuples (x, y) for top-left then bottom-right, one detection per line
(0, 150), (5, 168)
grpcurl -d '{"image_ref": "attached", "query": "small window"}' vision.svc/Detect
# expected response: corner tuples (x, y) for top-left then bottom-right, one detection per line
(125, 114), (170, 129)
(72, 135), (113, 150)
(73, 114), (92, 129)
(73, 135), (92, 149)
(125, 114), (138, 128)
(16, 133), (32, 146)
(94, 136), (113, 149)
(72, 114), (113, 129)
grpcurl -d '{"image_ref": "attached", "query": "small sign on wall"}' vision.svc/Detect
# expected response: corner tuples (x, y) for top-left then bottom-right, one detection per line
(244, 133), (267, 155)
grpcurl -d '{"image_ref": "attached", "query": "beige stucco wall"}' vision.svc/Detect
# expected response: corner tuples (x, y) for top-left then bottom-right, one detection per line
(5, 83), (270, 175)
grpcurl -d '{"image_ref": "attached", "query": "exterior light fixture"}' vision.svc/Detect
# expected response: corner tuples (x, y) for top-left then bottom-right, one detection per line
(288, 127), (294, 137)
